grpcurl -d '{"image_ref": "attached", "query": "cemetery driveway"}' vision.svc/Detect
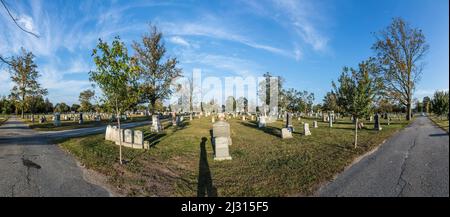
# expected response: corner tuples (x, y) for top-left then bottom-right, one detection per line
(0, 116), (150, 197)
(317, 116), (449, 197)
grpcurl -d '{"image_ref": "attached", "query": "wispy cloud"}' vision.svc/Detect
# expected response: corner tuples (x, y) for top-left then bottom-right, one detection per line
(169, 36), (191, 47)
(160, 21), (293, 58)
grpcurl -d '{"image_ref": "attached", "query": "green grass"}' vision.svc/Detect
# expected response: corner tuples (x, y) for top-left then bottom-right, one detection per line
(25, 116), (150, 131)
(58, 116), (409, 197)
(428, 114), (449, 133)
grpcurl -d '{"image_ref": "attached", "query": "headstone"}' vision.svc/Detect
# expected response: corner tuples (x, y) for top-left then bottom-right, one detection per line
(258, 116), (266, 128)
(53, 113), (61, 127)
(374, 113), (382, 131)
(211, 116), (215, 123)
(303, 123), (311, 136)
(134, 130), (144, 148)
(242, 115), (246, 121)
(172, 112), (177, 126)
(329, 114), (333, 128)
(152, 115), (162, 132)
(313, 121), (318, 128)
(124, 129), (133, 143)
(285, 112), (293, 132)
(213, 121), (232, 160)
(105, 125), (112, 141)
(79, 112), (83, 124)
(213, 120), (232, 146)
(281, 128), (293, 139)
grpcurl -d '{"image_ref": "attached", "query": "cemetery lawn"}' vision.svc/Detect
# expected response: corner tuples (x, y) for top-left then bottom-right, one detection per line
(24, 116), (150, 131)
(58, 117), (409, 196)
(428, 114), (449, 133)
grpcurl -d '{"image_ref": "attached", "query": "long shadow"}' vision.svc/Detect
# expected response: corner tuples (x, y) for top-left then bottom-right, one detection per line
(239, 121), (281, 138)
(429, 133), (448, 137)
(197, 137), (218, 197)
(144, 132), (167, 148)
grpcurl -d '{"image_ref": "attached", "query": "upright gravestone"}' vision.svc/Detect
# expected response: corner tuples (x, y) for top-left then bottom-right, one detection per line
(133, 130), (144, 149)
(152, 115), (162, 133)
(39, 116), (45, 123)
(329, 113), (333, 128)
(172, 112), (177, 126)
(213, 120), (232, 160)
(303, 123), (311, 136)
(54, 113), (61, 127)
(124, 129), (133, 146)
(105, 125), (112, 141)
(313, 120), (318, 128)
(258, 116), (266, 128)
(374, 113), (382, 131)
(79, 112), (83, 124)
(285, 112), (293, 132)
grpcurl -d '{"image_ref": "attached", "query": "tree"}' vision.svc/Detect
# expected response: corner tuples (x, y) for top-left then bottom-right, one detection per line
(132, 24), (182, 114)
(9, 48), (47, 118)
(422, 96), (431, 113)
(333, 59), (380, 148)
(44, 98), (53, 113)
(90, 36), (139, 164)
(79, 89), (95, 112)
(431, 90), (449, 119)
(372, 17), (429, 121)
(71, 104), (81, 112)
(54, 102), (70, 113)
(322, 91), (340, 112)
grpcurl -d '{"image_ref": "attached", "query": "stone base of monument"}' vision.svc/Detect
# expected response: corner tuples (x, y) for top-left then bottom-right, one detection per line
(213, 137), (232, 161)
(281, 128), (293, 139)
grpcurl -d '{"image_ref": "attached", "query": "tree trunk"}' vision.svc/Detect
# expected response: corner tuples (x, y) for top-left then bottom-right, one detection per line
(354, 118), (358, 149)
(117, 112), (123, 165)
(407, 102), (412, 121)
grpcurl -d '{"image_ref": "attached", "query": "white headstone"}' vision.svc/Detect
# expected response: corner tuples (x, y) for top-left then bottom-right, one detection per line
(281, 128), (293, 139)
(303, 123), (311, 136)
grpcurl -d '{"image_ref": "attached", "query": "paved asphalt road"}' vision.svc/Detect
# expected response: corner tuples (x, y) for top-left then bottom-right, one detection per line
(318, 116), (449, 197)
(0, 116), (150, 197)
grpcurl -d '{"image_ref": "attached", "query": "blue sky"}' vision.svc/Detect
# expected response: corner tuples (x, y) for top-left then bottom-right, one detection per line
(0, 0), (448, 105)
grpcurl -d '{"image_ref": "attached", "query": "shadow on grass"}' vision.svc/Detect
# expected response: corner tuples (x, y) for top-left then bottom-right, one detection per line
(239, 121), (281, 138)
(197, 137), (217, 197)
(144, 132), (167, 148)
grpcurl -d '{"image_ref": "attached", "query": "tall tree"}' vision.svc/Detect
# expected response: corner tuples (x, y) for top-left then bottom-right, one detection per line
(132, 24), (182, 113)
(90, 36), (139, 164)
(322, 91), (340, 112)
(422, 96), (431, 113)
(372, 17), (429, 121)
(431, 90), (449, 119)
(9, 48), (47, 118)
(333, 59), (380, 148)
(79, 89), (95, 112)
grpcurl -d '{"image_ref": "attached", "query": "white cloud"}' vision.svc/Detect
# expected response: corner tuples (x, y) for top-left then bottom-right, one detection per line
(161, 22), (293, 58)
(169, 36), (190, 47)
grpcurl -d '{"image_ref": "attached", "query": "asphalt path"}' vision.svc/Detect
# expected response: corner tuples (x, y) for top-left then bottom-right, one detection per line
(317, 116), (449, 197)
(0, 116), (150, 197)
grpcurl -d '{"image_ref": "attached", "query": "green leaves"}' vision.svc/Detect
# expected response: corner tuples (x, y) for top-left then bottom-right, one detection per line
(90, 36), (139, 114)
(333, 59), (378, 118)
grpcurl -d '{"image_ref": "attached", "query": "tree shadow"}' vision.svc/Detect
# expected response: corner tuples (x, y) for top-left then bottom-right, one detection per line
(429, 133), (448, 137)
(197, 137), (218, 197)
(239, 121), (281, 138)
